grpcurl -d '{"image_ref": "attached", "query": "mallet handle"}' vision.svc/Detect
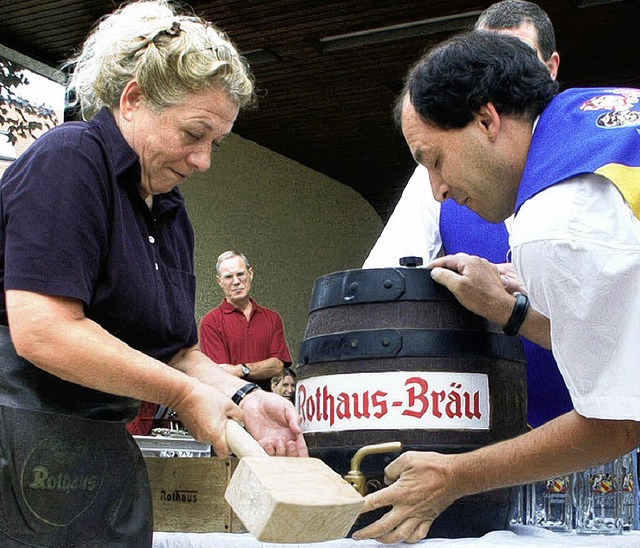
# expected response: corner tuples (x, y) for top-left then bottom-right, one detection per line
(226, 420), (269, 459)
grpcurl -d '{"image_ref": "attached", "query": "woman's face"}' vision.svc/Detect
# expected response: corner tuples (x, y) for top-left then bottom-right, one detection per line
(122, 85), (239, 199)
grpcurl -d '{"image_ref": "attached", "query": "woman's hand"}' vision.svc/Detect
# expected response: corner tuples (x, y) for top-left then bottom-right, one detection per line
(170, 382), (243, 458)
(169, 348), (308, 457)
(353, 451), (458, 544)
(240, 389), (308, 456)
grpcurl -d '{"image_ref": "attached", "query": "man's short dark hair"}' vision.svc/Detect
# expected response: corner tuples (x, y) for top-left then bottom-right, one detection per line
(475, 0), (556, 61)
(396, 32), (560, 130)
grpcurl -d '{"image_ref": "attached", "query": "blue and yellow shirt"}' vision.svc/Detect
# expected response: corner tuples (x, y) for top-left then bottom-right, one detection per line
(516, 87), (640, 218)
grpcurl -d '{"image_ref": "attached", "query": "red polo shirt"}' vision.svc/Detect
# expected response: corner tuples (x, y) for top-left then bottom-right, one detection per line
(200, 298), (292, 369)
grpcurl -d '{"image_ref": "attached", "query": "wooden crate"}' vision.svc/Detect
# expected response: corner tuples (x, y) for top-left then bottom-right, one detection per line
(145, 456), (247, 533)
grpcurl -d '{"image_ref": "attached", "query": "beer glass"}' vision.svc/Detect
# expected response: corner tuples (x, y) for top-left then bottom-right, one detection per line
(526, 475), (573, 532)
(575, 460), (623, 535)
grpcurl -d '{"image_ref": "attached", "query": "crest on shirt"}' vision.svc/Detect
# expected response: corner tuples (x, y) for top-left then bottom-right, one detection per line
(580, 89), (640, 129)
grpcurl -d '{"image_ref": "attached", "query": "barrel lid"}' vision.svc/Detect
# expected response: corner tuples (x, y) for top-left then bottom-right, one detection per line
(309, 268), (453, 312)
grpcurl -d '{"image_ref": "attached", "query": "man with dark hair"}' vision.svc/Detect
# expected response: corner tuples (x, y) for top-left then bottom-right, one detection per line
(476, 0), (559, 67)
(364, 0), (570, 429)
(354, 31), (640, 543)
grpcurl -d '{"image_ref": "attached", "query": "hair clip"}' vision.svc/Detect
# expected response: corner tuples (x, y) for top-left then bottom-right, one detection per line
(211, 44), (232, 61)
(161, 21), (181, 37)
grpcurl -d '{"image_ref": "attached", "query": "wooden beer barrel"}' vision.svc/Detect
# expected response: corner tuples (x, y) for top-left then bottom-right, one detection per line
(296, 267), (528, 538)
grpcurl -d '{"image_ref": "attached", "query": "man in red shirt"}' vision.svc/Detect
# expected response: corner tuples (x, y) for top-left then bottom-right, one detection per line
(200, 251), (291, 390)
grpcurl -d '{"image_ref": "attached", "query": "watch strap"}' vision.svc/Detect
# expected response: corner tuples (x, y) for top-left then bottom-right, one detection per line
(232, 383), (260, 406)
(503, 292), (530, 336)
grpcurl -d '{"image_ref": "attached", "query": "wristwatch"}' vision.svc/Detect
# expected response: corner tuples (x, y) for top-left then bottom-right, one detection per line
(240, 363), (251, 378)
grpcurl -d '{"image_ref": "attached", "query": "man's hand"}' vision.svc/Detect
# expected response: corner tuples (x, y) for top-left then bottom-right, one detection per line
(240, 389), (308, 456)
(428, 253), (515, 326)
(428, 254), (552, 348)
(352, 451), (458, 544)
(496, 262), (527, 295)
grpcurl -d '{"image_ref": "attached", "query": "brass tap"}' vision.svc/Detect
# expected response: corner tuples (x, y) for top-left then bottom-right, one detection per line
(343, 441), (402, 495)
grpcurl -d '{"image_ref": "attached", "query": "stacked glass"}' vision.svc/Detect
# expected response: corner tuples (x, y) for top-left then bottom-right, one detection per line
(520, 448), (639, 534)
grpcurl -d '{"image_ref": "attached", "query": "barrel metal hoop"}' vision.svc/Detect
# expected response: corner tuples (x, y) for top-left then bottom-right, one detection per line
(309, 268), (451, 311)
(298, 328), (525, 364)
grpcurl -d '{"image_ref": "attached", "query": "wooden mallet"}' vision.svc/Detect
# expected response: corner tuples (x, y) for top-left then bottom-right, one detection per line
(224, 421), (364, 543)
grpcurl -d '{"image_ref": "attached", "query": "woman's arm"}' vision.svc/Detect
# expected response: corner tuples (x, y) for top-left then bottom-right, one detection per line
(169, 346), (307, 456)
(5, 289), (308, 456)
(7, 290), (197, 405)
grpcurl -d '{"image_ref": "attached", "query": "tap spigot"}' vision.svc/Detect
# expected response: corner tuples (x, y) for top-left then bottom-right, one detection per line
(343, 441), (402, 495)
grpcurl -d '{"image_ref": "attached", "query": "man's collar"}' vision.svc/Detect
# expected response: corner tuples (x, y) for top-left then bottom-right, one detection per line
(220, 298), (259, 314)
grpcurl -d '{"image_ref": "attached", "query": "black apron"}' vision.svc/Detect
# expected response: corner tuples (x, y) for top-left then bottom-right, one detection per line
(0, 329), (152, 547)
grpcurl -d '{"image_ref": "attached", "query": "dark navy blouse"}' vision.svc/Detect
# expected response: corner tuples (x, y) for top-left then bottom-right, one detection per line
(0, 108), (198, 420)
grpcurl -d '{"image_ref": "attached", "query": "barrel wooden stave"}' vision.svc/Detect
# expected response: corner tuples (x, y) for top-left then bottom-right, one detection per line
(297, 268), (527, 538)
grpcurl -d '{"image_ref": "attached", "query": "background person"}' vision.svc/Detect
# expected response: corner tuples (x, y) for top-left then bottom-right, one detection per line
(354, 31), (640, 544)
(363, 0), (570, 429)
(271, 367), (297, 402)
(200, 250), (291, 390)
(0, 2), (305, 545)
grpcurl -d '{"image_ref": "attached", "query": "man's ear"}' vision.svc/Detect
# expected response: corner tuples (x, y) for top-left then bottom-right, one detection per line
(476, 102), (501, 142)
(216, 275), (223, 288)
(119, 80), (145, 122)
(247, 267), (254, 281)
(546, 52), (560, 81)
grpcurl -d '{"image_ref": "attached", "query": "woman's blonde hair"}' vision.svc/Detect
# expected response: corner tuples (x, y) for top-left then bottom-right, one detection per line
(65, 0), (255, 120)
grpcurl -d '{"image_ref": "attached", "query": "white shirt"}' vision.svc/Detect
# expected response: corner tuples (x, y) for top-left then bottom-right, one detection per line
(363, 165), (514, 267)
(511, 174), (640, 420)
(363, 165), (441, 267)
(364, 162), (640, 421)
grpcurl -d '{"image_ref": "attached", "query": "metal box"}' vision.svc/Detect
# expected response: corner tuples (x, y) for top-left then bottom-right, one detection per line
(134, 434), (211, 458)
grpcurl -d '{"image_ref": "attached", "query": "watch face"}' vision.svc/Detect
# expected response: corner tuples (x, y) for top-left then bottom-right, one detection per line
(242, 364), (250, 377)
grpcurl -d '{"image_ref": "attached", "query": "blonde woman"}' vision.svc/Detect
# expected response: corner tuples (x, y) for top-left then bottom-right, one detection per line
(0, 1), (306, 545)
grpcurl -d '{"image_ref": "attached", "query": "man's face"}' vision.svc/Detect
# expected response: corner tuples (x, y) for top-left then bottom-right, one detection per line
(273, 375), (296, 400)
(401, 97), (523, 223)
(217, 256), (253, 305)
(479, 21), (559, 80)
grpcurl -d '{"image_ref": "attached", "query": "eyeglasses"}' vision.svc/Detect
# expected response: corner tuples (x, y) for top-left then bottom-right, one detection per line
(220, 272), (248, 284)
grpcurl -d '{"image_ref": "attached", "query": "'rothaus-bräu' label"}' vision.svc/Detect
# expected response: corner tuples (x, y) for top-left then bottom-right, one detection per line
(297, 371), (490, 433)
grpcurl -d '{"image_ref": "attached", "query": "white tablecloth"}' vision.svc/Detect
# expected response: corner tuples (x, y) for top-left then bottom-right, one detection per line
(153, 526), (640, 547)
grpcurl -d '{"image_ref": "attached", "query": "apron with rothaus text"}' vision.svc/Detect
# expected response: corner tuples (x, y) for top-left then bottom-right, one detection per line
(0, 327), (152, 547)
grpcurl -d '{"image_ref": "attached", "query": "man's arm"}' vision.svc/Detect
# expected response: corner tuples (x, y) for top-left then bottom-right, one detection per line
(201, 357), (284, 381)
(239, 357), (284, 381)
(354, 411), (640, 543)
(429, 254), (551, 348)
(241, 311), (290, 381)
